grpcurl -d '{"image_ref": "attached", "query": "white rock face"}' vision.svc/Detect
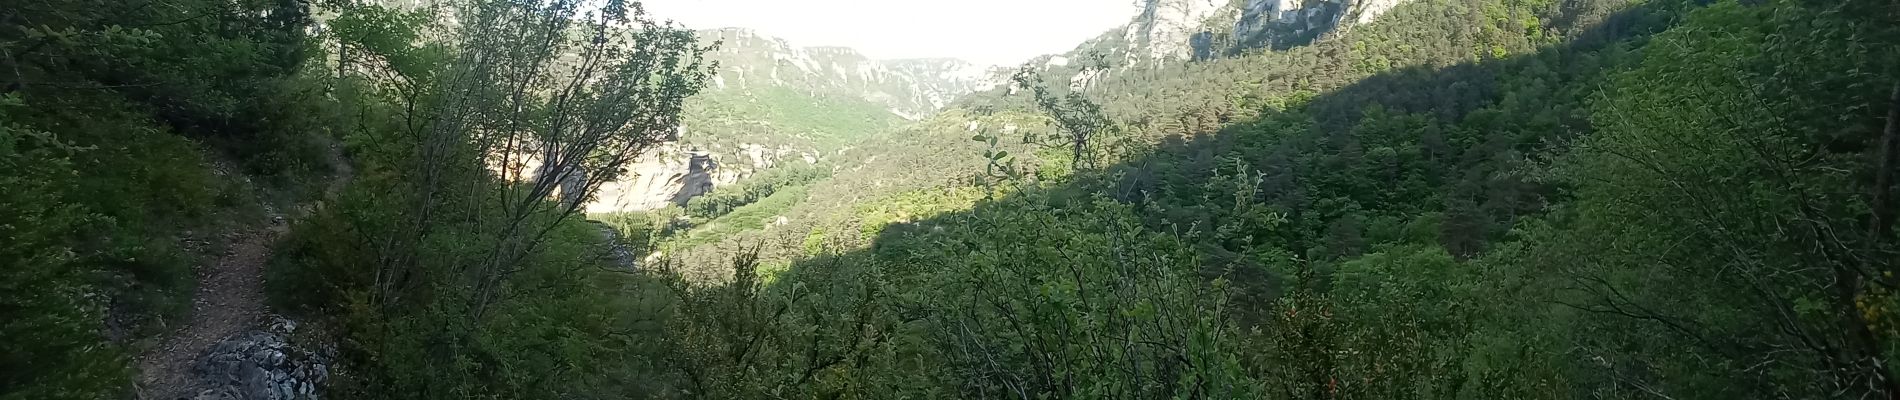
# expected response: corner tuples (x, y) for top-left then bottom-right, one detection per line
(1232, 0), (1409, 49)
(583, 142), (818, 214)
(1353, 0), (1405, 23)
(585, 144), (707, 213)
(1124, 0), (1231, 62)
(1092, 0), (1413, 66)
(481, 138), (816, 214)
(877, 58), (1006, 118)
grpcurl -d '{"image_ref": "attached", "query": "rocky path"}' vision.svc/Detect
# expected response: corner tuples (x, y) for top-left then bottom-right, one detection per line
(135, 216), (287, 399)
(136, 144), (351, 400)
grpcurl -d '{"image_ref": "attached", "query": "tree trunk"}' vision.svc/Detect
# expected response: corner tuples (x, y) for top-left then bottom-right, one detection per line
(1861, 82), (1900, 399)
(1871, 83), (1900, 262)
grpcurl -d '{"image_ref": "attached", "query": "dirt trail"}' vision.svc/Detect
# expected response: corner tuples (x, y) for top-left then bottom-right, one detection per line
(136, 218), (288, 399)
(136, 144), (350, 399)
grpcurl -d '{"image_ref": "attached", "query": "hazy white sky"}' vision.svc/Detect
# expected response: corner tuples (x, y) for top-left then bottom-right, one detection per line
(638, 0), (1138, 66)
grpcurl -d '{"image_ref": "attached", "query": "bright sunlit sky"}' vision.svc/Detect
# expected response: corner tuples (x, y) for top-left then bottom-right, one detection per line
(639, 0), (1139, 67)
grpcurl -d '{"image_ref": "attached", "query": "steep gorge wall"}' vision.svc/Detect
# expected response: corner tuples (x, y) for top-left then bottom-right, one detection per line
(584, 141), (819, 213)
(1233, 0), (1408, 50)
(1101, 0), (1413, 64)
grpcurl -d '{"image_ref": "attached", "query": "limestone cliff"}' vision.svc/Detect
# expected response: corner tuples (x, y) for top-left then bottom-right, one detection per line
(1233, 0), (1409, 50)
(1075, 0), (1412, 66)
(584, 142), (818, 213)
(1123, 0), (1231, 62)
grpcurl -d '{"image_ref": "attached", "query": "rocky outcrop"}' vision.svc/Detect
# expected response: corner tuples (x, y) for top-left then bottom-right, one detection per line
(1084, 0), (1412, 66)
(586, 145), (712, 213)
(1125, 0), (1231, 62)
(186, 317), (332, 400)
(584, 142), (817, 213)
(668, 152), (719, 206)
(881, 58), (1011, 114)
(1234, 0), (1408, 50)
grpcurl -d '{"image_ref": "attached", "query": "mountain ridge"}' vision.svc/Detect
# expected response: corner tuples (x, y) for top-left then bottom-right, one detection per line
(695, 27), (1005, 120)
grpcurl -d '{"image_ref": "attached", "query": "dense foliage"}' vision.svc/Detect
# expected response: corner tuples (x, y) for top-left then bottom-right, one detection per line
(266, 0), (714, 398)
(611, 0), (1900, 398)
(0, 0), (329, 397)
(9, 0), (1900, 398)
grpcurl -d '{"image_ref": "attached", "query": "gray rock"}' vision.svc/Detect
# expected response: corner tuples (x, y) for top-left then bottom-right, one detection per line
(266, 350), (287, 367)
(185, 316), (331, 400)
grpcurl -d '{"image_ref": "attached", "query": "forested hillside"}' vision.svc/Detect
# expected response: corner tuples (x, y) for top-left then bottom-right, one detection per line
(2, 0), (337, 397)
(611, 0), (1900, 397)
(4, 0), (1899, 399)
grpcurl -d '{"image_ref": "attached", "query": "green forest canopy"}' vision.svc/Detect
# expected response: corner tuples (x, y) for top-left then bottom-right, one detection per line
(3, 0), (1899, 399)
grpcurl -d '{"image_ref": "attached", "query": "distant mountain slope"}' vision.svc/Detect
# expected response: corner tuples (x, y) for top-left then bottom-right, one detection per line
(594, 0), (1425, 225)
(1038, 0), (1413, 72)
(626, 0), (1441, 253)
(697, 28), (1001, 121)
(588, 28), (1001, 213)
(645, 0), (1616, 263)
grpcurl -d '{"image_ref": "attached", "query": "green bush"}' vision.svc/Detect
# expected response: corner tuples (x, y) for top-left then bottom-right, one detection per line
(0, 96), (130, 400)
(676, 185), (813, 248)
(684, 163), (830, 220)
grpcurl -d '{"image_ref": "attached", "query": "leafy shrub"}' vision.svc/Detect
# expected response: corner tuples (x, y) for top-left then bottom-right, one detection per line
(0, 96), (131, 400)
(684, 163), (830, 220)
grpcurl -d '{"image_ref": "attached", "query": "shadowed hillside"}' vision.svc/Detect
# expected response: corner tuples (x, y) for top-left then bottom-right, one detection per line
(7, 0), (1898, 399)
(632, 0), (1900, 398)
